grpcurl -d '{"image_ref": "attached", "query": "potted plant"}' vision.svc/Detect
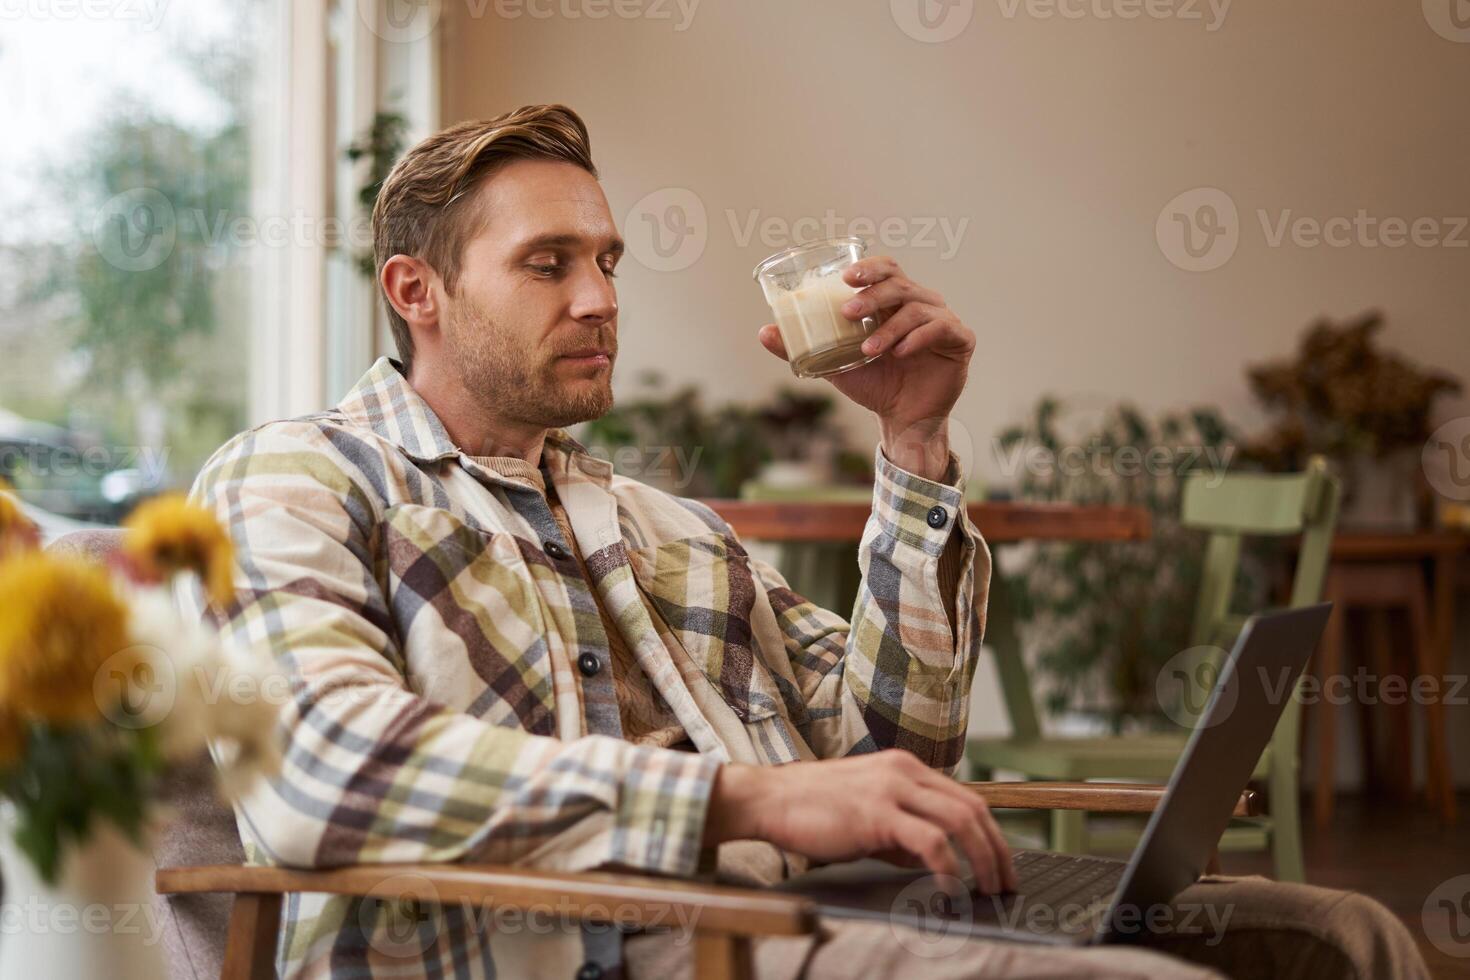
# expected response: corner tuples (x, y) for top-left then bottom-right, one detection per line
(578, 371), (771, 497)
(578, 375), (873, 497)
(994, 398), (1246, 730)
(0, 483), (281, 979)
(1243, 310), (1461, 528)
(752, 388), (843, 489)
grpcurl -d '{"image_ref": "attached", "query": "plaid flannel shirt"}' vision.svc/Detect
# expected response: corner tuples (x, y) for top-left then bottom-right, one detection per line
(181, 356), (991, 979)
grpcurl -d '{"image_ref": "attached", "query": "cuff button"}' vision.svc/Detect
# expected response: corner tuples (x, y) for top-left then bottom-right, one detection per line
(926, 505), (948, 529)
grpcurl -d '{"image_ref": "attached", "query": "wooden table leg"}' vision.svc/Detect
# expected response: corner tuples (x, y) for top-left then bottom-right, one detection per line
(1370, 608), (1413, 802)
(1354, 610), (1380, 795)
(695, 932), (755, 980)
(1314, 577), (1346, 829)
(1434, 552), (1458, 824)
(1422, 555), (1456, 823)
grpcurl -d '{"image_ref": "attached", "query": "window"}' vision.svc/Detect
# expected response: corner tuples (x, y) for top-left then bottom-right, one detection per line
(0, 0), (438, 535)
(0, 0), (282, 529)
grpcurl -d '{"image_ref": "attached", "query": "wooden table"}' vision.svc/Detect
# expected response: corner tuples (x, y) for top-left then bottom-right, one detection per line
(1305, 530), (1467, 826)
(698, 500), (1153, 545)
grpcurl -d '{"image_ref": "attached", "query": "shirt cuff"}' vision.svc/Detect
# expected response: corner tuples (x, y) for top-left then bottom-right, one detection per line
(608, 743), (723, 877)
(871, 444), (967, 558)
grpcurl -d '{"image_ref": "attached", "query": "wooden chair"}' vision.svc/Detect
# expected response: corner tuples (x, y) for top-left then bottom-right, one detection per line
(154, 782), (1259, 980)
(42, 533), (1258, 979)
(966, 459), (1341, 882)
(1308, 532), (1461, 827)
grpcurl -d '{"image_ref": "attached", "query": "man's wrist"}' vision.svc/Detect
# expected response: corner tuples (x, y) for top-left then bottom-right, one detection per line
(702, 763), (768, 845)
(879, 416), (952, 483)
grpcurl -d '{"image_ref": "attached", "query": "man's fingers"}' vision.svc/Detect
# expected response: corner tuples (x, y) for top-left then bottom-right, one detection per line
(905, 789), (1003, 895)
(890, 813), (961, 880)
(967, 795), (1017, 892)
(843, 255), (904, 287)
(921, 773), (1018, 892)
(757, 323), (789, 360)
(841, 277), (944, 319)
(858, 303), (947, 356)
(891, 317), (974, 359)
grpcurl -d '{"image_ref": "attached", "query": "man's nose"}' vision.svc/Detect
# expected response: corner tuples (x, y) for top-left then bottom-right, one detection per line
(569, 265), (618, 325)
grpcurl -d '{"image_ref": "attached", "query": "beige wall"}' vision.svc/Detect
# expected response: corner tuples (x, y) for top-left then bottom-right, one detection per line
(441, 0), (1470, 780)
(442, 0), (1470, 482)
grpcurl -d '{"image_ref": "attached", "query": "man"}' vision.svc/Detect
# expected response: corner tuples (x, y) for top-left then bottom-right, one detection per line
(185, 104), (1425, 979)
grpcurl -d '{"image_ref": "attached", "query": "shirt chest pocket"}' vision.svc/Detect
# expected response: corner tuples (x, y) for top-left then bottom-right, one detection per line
(380, 503), (556, 733)
(627, 531), (784, 724)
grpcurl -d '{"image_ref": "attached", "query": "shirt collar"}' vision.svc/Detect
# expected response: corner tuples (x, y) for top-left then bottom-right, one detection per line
(337, 356), (613, 486)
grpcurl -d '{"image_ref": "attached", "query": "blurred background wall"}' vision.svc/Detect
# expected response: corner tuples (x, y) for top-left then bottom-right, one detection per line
(439, 0), (1470, 785)
(441, 0), (1470, 481)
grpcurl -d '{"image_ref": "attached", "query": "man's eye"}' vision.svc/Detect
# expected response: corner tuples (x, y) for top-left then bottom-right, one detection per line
(602, 266), (618, 279)
(531, 264), (562, 276)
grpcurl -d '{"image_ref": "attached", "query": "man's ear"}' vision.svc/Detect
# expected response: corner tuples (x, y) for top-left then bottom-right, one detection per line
(381, 254), (443, 345)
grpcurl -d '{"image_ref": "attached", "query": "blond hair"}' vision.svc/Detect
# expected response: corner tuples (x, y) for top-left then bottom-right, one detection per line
(372, 104), (598, 373)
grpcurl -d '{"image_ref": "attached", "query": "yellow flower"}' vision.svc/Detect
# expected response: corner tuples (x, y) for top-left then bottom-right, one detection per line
(123, 494), (236, 607)
(0, 552), (134, 725)
(0, 478), (40, 558)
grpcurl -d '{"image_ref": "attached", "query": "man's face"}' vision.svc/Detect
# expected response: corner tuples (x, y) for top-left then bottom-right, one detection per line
(439, 158), (622, 434)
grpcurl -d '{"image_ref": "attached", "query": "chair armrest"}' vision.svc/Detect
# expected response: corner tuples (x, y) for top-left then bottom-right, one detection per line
(155, 863), (817, 938)
(963, 781), (1261, 817)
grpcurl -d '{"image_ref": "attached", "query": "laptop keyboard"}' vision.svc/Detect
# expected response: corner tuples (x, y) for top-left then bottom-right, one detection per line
(1003, 850), (1125, 907)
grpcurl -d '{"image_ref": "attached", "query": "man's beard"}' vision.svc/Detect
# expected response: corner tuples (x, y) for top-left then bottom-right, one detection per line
(444, 295), (616, 431)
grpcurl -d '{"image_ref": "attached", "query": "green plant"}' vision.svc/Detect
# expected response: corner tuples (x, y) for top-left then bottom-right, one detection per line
(578, 372), (770, 497)
(345, 110), (410, 277)
(577, 374), (870, 497)
(756, 388), (839, 461)
(996, 398), (1252, 729)
(3, 721), (165, 883)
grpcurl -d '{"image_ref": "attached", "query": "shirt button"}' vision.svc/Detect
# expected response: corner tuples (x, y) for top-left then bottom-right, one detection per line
(575, 964), (604, 980)
(544, 540), (569, 560)
(926, 505), (948, 529)
(577, 652), (602, 678)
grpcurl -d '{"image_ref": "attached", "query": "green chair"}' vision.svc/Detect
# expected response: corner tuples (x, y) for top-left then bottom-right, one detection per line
(966, 458), (1340, 882)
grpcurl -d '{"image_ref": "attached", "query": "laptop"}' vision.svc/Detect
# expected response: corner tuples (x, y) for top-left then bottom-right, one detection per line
(773, 603), (1333, 947)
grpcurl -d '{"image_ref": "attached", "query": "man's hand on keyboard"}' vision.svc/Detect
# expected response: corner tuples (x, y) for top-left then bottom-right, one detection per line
(704, 749), (1018, 894)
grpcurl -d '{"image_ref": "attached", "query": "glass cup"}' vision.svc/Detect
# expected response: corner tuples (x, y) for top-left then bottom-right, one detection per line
(752, 236), (883, 379)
